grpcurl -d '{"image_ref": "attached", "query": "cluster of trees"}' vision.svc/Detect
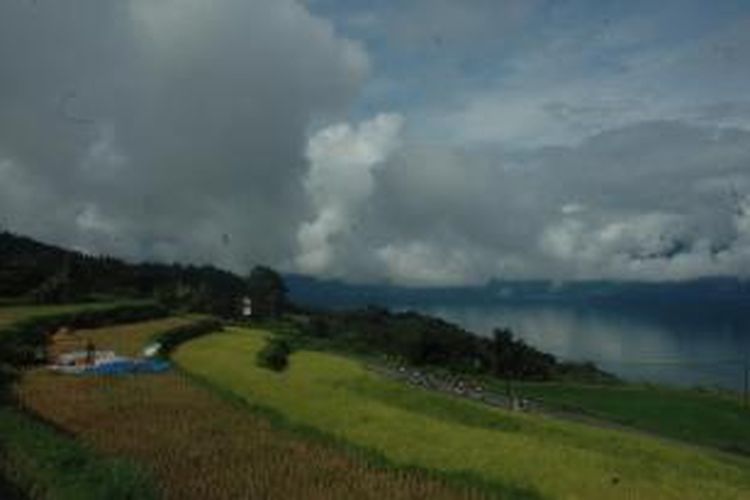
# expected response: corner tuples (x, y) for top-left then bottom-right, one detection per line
(0, 232), (288, 319)
(488, 327), (557, 380)
(1, 232), (129, 300)
(300, 307), (614, 382)
(245, 266), (288, 318)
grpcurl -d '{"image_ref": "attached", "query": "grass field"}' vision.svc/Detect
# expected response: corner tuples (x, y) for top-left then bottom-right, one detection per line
(17, 318), (481, 500)
(511, 381), (750, 455)
(175, 327), (750, 500)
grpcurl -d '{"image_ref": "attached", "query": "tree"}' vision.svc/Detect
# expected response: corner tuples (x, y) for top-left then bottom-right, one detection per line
(246, 266), (287, 318)
(256, 338), (291, 371)
(490, 327), (555, 387)
(490, 328), (514, 377)
(489, 328), (513, 398)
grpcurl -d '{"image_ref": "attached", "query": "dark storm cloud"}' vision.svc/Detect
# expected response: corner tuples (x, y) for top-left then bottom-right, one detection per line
(0, 0), (367, 270)
(3, 0), (750, 285)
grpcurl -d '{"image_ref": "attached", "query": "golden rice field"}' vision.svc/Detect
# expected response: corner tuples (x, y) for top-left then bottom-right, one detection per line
(175, 327), (750, 500)
(17, 318), (483, 500)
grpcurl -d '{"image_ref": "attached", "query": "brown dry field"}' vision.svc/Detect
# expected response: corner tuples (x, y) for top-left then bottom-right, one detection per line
(60, 316), (199, 357)
(17, 318), (483, 500)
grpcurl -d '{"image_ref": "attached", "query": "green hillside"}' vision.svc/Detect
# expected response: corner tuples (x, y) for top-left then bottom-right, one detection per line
(175, 327), (750, 500)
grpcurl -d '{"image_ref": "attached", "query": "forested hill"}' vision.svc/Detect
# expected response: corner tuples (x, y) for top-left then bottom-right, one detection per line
(0, 231), (246, 314)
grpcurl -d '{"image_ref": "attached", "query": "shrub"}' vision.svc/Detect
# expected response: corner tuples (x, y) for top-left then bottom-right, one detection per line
(256, 338), (291, 372)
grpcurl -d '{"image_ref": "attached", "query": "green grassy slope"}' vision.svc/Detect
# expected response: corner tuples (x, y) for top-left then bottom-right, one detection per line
(512, 382), (750, 455)
(175, 327), (750, 500)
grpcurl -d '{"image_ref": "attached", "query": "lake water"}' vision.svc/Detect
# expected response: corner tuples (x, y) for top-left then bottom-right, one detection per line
(410, 301), (750, 391)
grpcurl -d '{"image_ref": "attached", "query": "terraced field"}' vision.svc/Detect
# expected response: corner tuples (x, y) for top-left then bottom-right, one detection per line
(16, 317), (481, 500)
(175, 327), (750, 500)
(1, 303), (166, 499)
(7, 306), (750, 499)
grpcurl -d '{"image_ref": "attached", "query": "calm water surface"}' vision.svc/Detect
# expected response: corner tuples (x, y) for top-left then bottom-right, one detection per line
(411, 301), (750, 391)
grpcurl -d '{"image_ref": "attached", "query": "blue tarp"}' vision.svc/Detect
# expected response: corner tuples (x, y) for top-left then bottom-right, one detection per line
(83, 358), (170, 375)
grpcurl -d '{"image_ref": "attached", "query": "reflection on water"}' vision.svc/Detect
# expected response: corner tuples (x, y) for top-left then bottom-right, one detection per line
(413, 302), (750, 391)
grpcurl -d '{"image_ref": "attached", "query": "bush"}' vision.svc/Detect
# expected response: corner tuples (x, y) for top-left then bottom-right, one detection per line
(256, 338), (291, 372)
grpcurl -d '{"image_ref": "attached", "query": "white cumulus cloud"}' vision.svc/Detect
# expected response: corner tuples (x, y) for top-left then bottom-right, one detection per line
(295, 113), (403, 275)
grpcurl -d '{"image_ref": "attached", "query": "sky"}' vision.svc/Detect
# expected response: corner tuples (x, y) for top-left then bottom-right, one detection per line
(2, 0), (750, 285)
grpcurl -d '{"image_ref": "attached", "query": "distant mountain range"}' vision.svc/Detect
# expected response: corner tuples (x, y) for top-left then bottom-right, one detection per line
(285, 274), (750, 310)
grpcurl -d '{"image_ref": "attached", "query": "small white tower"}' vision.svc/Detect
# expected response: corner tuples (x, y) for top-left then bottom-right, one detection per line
(242, 296), (253, 317)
